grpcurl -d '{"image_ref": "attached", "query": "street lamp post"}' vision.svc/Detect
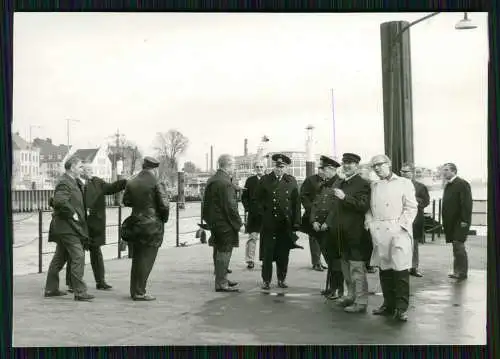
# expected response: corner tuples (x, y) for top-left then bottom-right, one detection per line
(381, 12), (477, 174)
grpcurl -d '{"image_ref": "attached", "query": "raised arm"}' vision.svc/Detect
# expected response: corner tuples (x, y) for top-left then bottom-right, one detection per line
(102, 178), (128, 195)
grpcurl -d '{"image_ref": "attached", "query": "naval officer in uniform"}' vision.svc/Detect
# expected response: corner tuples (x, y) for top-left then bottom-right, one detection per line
(257, 153), (301, 290)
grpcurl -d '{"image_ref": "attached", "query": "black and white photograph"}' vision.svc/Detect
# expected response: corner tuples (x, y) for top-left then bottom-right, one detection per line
(11, 12), (488, 346)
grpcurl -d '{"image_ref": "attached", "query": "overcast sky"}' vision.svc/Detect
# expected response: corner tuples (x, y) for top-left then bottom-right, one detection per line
(12, 12), (489, 180)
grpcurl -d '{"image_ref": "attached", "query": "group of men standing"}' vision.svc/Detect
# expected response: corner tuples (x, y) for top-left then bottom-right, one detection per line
(202, 151), (473, 323)
(44, 155), (170, 302)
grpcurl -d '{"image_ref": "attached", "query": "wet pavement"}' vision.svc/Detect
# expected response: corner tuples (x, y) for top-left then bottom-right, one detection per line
(13, 233), (486, 346)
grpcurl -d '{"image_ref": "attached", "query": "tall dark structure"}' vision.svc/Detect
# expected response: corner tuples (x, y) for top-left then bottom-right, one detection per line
(380, 21), (414, 175)
(210, 146), (214, 172)
(244, 138), (248, 156)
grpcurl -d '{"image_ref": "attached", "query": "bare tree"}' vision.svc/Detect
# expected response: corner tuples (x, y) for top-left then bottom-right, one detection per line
(183, 161), (199, 174)
(154, 130), (189, 184)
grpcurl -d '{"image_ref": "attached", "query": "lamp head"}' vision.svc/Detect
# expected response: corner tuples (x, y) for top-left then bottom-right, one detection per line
(455, 12), (477, 30)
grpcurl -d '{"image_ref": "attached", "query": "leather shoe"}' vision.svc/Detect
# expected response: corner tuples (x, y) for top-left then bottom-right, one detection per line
(277, 281), (288, 288)
(410, 269), (423, 277)
(133, 294), (156, 301)
(344, 304), (367, 313)
(44, 290), (68, 297)
(312, 264), (324, 272)
(261, 282), (271, 290)
(96, 283), (113, 290)
(393, 309), (409, 322)
(215, 287), (239, 293)
(321, 264), (328, 270)
(372, 305), (394, 316)
(228, 280), (239, 287)
(337, 297), (354, 307)
(74, 293), (95, 301)
(247, 262), (255, 269)
(226, 268), (232, 274)
(67, 287), (74, 293)
(326, 292), (341, 300)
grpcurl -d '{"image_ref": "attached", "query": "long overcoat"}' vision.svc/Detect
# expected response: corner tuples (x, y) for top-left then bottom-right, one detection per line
(325, 174), (371, 261)
(441, 177), (473, 243)
(366, 174), (418, 271)
(299, 174), (324, 236)
(257, 172), (301, 261)
(85, 177), (127, 246)
(241, 175), (263, 233)
(201, 170), (243, 251)
(122, 170), (170, 248)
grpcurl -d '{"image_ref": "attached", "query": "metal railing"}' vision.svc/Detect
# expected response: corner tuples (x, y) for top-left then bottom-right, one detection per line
(31, 198), (486, 273)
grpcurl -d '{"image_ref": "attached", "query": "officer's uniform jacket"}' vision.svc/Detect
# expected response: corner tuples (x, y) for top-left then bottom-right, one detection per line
(257, 171), (301, 260)
(365, 174), (417, 270)
(300, 174), (325, 235)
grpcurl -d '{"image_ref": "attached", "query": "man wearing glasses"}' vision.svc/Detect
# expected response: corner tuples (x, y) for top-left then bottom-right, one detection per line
(366, 155), (417, 322)
(241, 161), (266, 269)
(400, 163), (430, 277)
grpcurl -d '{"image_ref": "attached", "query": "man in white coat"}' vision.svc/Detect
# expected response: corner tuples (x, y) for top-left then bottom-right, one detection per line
(365, 155), (417, 322)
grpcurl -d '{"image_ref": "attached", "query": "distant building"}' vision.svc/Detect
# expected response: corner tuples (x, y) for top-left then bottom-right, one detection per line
(32, 137), (70, 189)
(107, 145), (143, 176)
(62, 146), (112, 182)
(234, 151), (323, 187)
(12, 132), (42, 189)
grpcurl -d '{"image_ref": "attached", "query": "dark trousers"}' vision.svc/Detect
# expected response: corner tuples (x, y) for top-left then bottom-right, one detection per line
(452, 241), (468, 277)
(379, 269), (410, 311)
(308, 235), (322, 267)
(215, 248), (233, 289)
(317, 232), (343, 294)
(262, 248), (290, 283)
(66, 245), (106, 287)
(129, 243), (159, 298)
(45, 235), (87, 296)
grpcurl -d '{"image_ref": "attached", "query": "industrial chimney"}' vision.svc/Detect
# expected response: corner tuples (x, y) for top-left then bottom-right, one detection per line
(205, 153), (209, 172)
(305, 125), (315, 177)
(244, 138), (248, 156)
(210, 146), (214, 172)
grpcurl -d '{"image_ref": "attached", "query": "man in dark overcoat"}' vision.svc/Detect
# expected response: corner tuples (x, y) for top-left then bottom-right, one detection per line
(309, 155), (343, 298)
(122, 156), (170, 301)
(44, 156), (94, 301)
(300, 166), (328, 271)
(400, 163), (430, 277)
(202, 154), (242, 292)
(66, 162), (127, 291)
(326, 153), (371, 314)
(441, 162), (473, 281)
(257, 153), (301, 290)
(241, 160), (265, 269)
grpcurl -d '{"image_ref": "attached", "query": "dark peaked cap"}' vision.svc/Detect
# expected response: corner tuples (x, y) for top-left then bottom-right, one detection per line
(272, 153), (291, 166)
(143, 156), (160, 169)
(319, 155), (340, 168)
(342, 153), (361, 163)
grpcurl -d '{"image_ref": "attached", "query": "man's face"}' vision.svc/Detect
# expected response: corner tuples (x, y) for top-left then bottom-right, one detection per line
(400, 166), (414, 180)
(322, 166), (336, 179)
(226, 158), (235, 174)
(274, 164), (285, 177)
(441, 165), (455, 180)
(342, 161), (358, 177)
(71, 160), (84, 178)
(359, 167), (372, 182)
(255, 163), (265, 176)
(317, 167), (325, 178)
(82, 164), (93, 179)
(371, 156), (391, 179)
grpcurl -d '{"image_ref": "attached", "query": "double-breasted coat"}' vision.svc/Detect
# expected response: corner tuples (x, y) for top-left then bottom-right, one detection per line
(122, 170), (170, 248)
(442, 177), (473, 243)
(241, 174), (263, 234)
(85, 177), (127, 247)
(325, 174), (371, 261)
(257, 172), (301, 261)
(366, 174), (418, 271)
(201, 170), (243, 251)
